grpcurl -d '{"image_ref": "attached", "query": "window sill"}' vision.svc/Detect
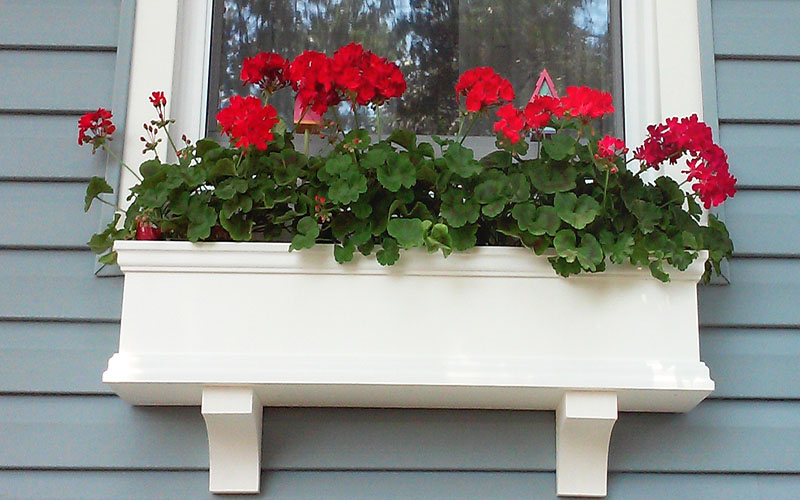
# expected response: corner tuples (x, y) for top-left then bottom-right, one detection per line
(104, 241), (713, 497)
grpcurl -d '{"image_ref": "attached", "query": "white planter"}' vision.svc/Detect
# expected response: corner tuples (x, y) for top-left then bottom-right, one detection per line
(104, 241), (714, 497)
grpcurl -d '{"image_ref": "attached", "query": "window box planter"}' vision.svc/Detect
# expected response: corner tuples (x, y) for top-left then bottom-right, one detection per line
(103, 240), (713, 497)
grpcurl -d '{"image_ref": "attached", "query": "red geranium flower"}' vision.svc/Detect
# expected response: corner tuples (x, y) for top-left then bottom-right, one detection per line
(493, 104), (526, 144)
(560, 86), (614, 121)
(149, 91), (166, 107)
(455, 67), (514, 113)
(241, 52), (289, 93)
(596, 135), (627, 159)
(216, 95), (279, 151)
(524, 95), (563, 129)
(634, 114), (737, 208)
(78, 108), (116, 151)
(287, 50), (340, 115)
(331, 43), (407, 106)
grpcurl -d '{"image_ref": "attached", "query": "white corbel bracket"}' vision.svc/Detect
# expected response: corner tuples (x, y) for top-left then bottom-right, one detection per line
(556, 391), (618, 497)
(201, 386), (263, 494)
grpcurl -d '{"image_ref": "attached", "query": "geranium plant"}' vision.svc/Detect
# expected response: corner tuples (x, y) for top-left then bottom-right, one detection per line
(81, 43), (735, 282)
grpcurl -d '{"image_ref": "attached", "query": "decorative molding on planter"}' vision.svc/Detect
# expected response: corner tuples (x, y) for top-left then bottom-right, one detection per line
(104, 241), (714, 496)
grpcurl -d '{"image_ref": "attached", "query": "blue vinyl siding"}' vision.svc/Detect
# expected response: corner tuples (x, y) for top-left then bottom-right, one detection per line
(0, 0), (798, 498)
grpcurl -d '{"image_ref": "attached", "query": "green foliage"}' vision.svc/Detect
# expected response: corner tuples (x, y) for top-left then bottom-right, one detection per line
(85, 98), (733, 284)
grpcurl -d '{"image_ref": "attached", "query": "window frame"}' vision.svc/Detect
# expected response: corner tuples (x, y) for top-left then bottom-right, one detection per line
(116, 0), (705, 208)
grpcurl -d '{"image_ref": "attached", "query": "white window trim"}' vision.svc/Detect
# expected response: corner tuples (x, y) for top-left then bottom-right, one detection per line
(119, 0), (705, 202)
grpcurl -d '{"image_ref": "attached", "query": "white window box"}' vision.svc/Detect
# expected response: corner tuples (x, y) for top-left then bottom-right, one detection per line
(104, 240), (713, 497)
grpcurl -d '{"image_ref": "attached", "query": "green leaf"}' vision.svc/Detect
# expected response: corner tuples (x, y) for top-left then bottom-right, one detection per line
(219, 212), (254, 241)
(186, 202), (217, 241)
(599, 230), (635, 264)
(84, 176), (113, 212)
(362, 146), (390, 170)
(87, 214), (126, 254)
(195, 138), (220, 157)
(98, 251), (118, 265)
(443, 142), (482, 178)
(209, 157), (236, 178)
(387, 218), (425, 249)
(139, 159), (162, 178)
(387, 129), (416, 151)
(440, 189), (480, 228)
(343, 129), (370, 150)
(319, 155), (368, 204)
(376, 237), (400, 266)
(214, 178), (248, 200)
(424, 223), (453, 257)
(377, 154), (416, 192)
(334, 240), (356, 263)
(554, 192), (601, 229)
(655, 176), (685, 206)
(358, 238), (375, 256)
(553, 229), (579, 262)
(474, 177), (509, 217)
(576, 233), (604, 271)
(649, 260), (671, 282)
(290, 216), (320, 250)
(686, 195), (702, 218)
(449, 224), (478, 251)
(626, 199), (661, 234)
(417, 142), (435, 158)
(529, 205), (561, 236)
(524, 161), (577, 194)
(352, 197), (373, 219)
(511, 203), (537, 232)
(542, 133), (576, 160)
(221, 195), (253, 218)
(507, 173), (530, 202)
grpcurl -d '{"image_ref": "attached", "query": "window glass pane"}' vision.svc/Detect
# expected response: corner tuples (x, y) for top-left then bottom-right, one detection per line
(209, 0), (620, 136)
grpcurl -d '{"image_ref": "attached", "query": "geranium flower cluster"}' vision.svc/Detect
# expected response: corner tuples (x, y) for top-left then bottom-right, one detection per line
(283, 43), (406, 115)
(455, 67), (515, 113)
(240, 52), (289, 93)
(216, 95), (280, 151)
(216, 44), (407, 148)
(488, 85), (614, 144)
(77, 108), (116, 151)
(634, 115), (736, 208)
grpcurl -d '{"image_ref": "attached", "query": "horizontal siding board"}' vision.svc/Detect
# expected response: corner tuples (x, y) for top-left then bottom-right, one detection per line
(0, 0), (120, 47)
(1, 397), (798, 473)
(0, 51), (114, 111)
(0, 115), (107, 180)
(716, 60), (800, 121)
(0, 182), (104, 248)
(0, 321), (118, 394)
(721, 123), (800, 188)
(712, 0), (800, 57)
(701, 328), (800, 399)
(724, 190), (800, 256)
(0, 250), (122, 321)
(699, 258), (800, 327)
(1, 471), (799, 500)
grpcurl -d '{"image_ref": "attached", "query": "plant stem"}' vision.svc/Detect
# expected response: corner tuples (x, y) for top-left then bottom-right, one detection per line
(602, 169), (610, 209)
(459, 115), (479, 145)
(304, 129), (310, 157)
(376, 105), (382, 140)
(102, 143), (142, 182)
(352, 100), (360, 131)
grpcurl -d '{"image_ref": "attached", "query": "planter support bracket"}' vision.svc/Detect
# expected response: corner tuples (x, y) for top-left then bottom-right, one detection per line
(201, 386), (263, 494)
(556, 391), (618, 497)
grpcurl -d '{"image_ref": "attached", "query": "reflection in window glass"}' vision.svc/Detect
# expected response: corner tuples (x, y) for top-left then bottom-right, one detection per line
(209, 0), (620, 136)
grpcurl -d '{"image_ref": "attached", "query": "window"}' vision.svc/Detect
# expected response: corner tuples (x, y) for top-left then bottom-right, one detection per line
(115, 0), (705, 201)
(206, 0), (623, 137)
